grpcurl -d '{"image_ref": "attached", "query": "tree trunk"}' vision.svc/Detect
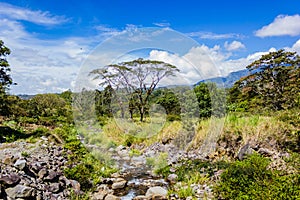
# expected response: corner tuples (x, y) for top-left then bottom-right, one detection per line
(139, 106), (144, 122)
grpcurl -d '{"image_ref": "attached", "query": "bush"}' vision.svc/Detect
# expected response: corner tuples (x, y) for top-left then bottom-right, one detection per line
(214, 153), (300, 199)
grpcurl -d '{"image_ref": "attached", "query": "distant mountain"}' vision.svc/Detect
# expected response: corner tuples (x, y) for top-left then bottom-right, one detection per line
(17, 94), (35, 100)
(196, 69), (250, 88)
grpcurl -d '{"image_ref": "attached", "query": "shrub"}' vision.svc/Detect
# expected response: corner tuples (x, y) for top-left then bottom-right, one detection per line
(214, 153), (300, 199)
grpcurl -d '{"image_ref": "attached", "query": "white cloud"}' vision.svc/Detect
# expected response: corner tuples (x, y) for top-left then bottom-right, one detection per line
(187, 31), (243, 40)
(284, 39), (300, 55)
(0, 2), (69, 25)
(255, 15), (300, 37)
(147, 46), (277, 85)
(153, 22), (171, 27)
(224, 41), (245, 51)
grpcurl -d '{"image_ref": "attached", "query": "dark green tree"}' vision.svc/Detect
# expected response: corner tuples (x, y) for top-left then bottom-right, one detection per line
(229, 50), (300, 111)
(90, 58), (179, 122)
(0, 40), (15, 116)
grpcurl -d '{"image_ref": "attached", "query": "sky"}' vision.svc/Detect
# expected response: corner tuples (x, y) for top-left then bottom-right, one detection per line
(0, 0), (300, 94)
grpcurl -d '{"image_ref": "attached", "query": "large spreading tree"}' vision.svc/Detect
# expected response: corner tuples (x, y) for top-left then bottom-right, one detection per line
(229, 49), (300, 111)
(90, 58), (179, 122)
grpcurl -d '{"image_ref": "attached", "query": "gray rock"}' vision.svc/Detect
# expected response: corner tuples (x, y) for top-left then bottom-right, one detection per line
(0, 173), (21, 186)
(237, 143), (253, 160)
(14, 159), (27, 170)
(112, 179), (127, 189)
(44, 170), (61, 182)
(167, 174), (178, 183)
(5, 184), (34, 198)
(258, 148), (274, 157)
(104, 194), (120, 200)
(145, 186), (168, 198)
(70, 180), (81, 194)
(133, 196), (150, 200)
(49, 182), (61, 193)
(92, 190), (108, 200)
(38, 168), (48, 179)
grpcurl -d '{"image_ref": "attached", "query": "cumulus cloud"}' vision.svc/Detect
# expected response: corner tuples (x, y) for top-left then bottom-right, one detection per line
(224, 41), (245, 51)
(147, 46), (277, 85)
(0, 2), (69, 25)
(187, 31), (243, 40)
(255, 15), (300, 37)
(284, 39), (300, 55)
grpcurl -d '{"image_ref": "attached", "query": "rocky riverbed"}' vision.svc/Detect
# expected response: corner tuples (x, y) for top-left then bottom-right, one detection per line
(0, 132), (292, 200)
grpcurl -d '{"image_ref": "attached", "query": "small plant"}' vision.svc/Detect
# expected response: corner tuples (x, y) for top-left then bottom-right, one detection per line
(21, 151), (29, 157)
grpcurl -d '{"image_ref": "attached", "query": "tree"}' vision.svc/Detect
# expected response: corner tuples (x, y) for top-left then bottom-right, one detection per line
(90, 58), (179, 122)
(0, 40), (13, 92)
(229, 50), (300, 111)
(0, 40), (14, 116)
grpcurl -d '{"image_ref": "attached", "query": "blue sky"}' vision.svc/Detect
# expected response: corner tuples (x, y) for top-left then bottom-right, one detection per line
(1, 0), (300, 94)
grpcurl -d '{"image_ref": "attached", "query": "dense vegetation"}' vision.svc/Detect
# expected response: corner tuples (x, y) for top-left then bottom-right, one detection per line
(0, 39), (299, 199)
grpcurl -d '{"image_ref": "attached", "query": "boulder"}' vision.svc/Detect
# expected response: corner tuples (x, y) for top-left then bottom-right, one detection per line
(0, 173), (21, 186)
(44, 170), (61, 182)
(92, 190), (108, 200)
(14, 159), (27, 170)
(112, 178), (127, 190)
(167, 174), (178, 183)
(5, 184), (34, 198)
(104, 194), (120, 200)
(145, 186), (168, 198)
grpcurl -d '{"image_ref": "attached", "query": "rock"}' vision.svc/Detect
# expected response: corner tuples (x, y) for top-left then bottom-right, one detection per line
(44, 170), (61, 182)
(5, 184), (34, 198)
(14, 159), (27, 170)
(258, 148), (274, 157)
(2, 155), (13, 165)
(48, 182), (61, 193)
(112, 179), (127, 189)
(70, 180), (81, 194)
(0, 173), (21, 186)
(92, 190), (108, 200)
(38, 168), (48, 179)
(104, 194), (120, 200)
(133, 195), (150, 200)
(145, 186), (168, 198)
(237, 143), (253, 160)
(167, 174), (178, 183)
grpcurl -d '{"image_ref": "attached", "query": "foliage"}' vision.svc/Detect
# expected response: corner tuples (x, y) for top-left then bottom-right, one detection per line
(90, 58), (179, 122)
(214, 153), (300, 200)
(27, 93), (73, 125)
(0, 40), (13, 93)
(229, 50), (300, 111)
(0, 40), (15, 116)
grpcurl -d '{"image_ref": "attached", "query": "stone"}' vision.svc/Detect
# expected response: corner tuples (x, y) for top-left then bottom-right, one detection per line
(38, 168), (48, 179)
(70, 180), (81, 194)
(2, 155), (13, 165)
(112, 179), (127, 189)
(104, 194), (120, 200)
(258, 148), (274, 157)
(0, 173), (21, 186)
(5, 184), (34, 198)
(49, 182), (61, 193)
(44, 170), (60, 182)
(14, 159), (27, 170)
(145, 186), (168, 198)
(167, 174), (178, 183)
(133, 196), (150, 200)
(92, 190), (108, 200)
(237, 143), (253, 160)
